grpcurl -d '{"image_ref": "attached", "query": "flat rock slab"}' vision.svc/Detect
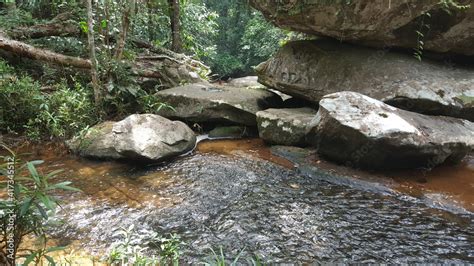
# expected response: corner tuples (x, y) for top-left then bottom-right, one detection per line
(227, 76), (262, 88)
(307, 92), (474, 170)
(67, 114), (196, 162)
(257, 107), (317, 146)
(250, 0), (474, 55)
(155, 82), (283, 126)
(257, 40), (474, 121)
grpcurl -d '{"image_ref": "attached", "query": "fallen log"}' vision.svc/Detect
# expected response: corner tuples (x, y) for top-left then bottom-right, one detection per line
(0, 33), (207, 88)
(0, 33), (92, 68)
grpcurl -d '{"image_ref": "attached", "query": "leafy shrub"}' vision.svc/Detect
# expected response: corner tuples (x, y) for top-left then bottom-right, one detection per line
(0, 60), (44, 133)
(0, 8), (35, 29)
(138, 92), (175, 114)
(25, 82), (97, 140)
(0, 146), (80, 264)
(106, 225), (183, 265)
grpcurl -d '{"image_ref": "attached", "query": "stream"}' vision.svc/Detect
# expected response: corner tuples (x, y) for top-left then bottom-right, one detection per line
(7, 139), (474, 263)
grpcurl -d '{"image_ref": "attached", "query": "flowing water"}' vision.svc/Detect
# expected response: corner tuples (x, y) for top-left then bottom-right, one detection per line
(4, 139), (474, 263)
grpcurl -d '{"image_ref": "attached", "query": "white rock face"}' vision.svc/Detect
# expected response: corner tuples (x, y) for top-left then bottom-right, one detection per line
(256, 107), (317, 146)
(307, 92), (474, 170)
(68, 114), (196, 162)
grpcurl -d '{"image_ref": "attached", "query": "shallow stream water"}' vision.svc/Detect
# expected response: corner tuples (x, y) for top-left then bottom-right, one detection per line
(4, 139), (474, 263)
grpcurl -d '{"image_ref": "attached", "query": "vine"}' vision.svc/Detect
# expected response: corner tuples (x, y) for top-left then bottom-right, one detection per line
(414, 0), (470, 61)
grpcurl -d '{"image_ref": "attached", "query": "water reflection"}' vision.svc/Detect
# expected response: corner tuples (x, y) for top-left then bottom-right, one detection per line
(3, 140), (473, 263)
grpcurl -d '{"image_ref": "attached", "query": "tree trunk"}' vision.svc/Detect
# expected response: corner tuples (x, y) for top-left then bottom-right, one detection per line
(114, 0), (135, 60)
(0, 33), (91, 68)
(86, 0), (101, 107)
(168, 0), (182, 53)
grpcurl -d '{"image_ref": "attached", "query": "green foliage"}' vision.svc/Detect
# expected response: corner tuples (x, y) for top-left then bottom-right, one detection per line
(181, 1), (219, 58)
(106, 225), (183, 265)
(25, 81), (98, 140)
(201, 246), (265, 266)
(208, 53), (244, 78)
(0, 8), (35, 29)
(154, 233), (182, 265)
(203, 0), (287, 77)
(0, 60), (44, 133)
(0, 147), (80, 264)
(414, 0), (470, 60)
(0, 60), (96, 139)
(20, 0), (84, 19)
(240, 12), (287, 72)
(138, 93), (176, 114)
(439, 0), (471, 14)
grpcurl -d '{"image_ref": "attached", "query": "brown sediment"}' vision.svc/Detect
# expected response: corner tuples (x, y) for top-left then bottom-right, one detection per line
(386, 156), (474, 212)
(0, 141), (179, 208)
(2, 139), (473, 212)
(2, 138), (473, 264)
(197, 138), (295, 169)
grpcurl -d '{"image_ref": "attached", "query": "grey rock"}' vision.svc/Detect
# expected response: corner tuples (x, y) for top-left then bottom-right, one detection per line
(257, 40), (474, 121)
(113, 114), (196, 161)
(155, 82), (283, 126)
(66, 122), (122, 160)
(68, 114), (196, 162)
(257, 107), (317, 146)
(250, 0), (474, 55)
(227, 76), (262, 88)
(208, 125), (252, 139)
(307, 91), (474, 170)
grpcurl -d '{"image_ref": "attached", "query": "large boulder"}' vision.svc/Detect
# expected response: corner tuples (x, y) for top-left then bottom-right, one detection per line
(112, 114), (196, 161)
(67, 114), (196, 162)
(307, 92), (474, 170)
(66, 121), (122, 160)
(250, 0), (474, 55)
(257, 107), (317, 146)
(256, 40), (474, 121)
(155, 82), (282, 126)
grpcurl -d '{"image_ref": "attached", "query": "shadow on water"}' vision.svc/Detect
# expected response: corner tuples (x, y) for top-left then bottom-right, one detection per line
(3, 139), (473, 263)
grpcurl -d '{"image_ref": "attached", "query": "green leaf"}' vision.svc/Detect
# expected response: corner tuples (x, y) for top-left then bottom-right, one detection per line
(34, 202), (48, 219)
(22, 252), (37, 266)
(79, 21), (89, 33)
(38, 194), (55, 211)
(19, 197), (33, 216)
(46, 169), (64, 178)
(48, 182), (81, 192)
(46, 246), (66, 253)
(26, 162), (40, 184)
(44, 255), (56, 265)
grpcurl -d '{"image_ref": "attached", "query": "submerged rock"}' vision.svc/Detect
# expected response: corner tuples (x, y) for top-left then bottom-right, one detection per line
(256, 40), (474, 121)
(307, 92), (474, 170)
(257, 107), (317, 146)
(67, 114), (196, 162)
(250, 0), (474, 55)
(208, 125), (253, 139)
(155, 82), (282, 126)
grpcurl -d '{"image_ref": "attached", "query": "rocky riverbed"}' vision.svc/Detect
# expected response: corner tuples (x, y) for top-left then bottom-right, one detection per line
(8, 139), (473, 264)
